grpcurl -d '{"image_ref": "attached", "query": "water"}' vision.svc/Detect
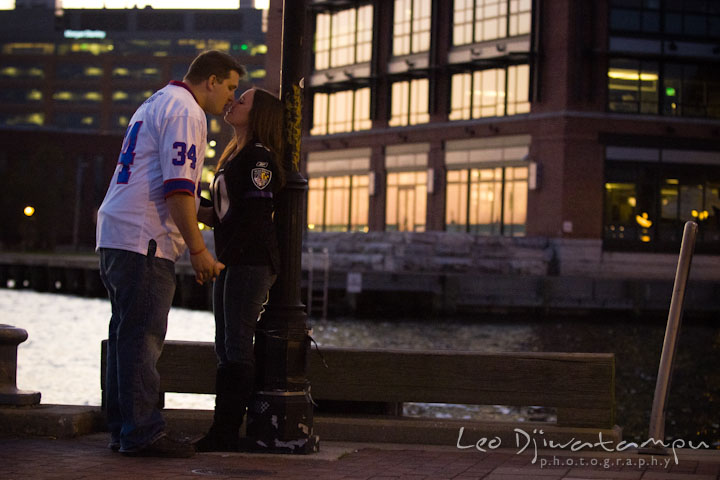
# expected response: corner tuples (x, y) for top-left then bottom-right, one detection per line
(1, 289), (718, 446)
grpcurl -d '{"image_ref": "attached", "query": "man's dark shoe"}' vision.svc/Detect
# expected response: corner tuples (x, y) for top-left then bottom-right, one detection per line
(108, 441), (120, 452)
(121, 434), (195, 458)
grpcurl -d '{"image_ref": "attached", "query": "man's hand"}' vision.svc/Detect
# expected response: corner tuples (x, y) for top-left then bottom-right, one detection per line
(166, 192), (224, 284)
(190, 248), (225, 284)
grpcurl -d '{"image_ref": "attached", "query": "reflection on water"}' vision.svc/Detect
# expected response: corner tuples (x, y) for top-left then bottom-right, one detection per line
(1, 289), (718, 447)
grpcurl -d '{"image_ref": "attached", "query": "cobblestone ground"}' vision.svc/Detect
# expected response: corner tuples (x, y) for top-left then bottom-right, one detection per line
(1, 433), (719, 480)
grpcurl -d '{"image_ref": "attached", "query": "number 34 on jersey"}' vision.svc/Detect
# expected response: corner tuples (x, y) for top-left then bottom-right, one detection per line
(117, 121), (198, 184)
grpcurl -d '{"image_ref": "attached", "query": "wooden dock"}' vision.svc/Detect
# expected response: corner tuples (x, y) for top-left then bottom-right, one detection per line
(2, 251), (720, 316)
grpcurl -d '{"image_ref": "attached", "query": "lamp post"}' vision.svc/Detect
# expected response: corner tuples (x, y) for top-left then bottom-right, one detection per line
(244, 0), (318, 454)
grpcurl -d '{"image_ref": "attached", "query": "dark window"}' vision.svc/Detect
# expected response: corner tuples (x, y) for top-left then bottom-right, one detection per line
(79, 12), (128, 31)
(604, 160), (720, 253)
(610, 0), (720, 38)
(195, 12), (243, 31)
(608, 59), (720, 119)
(0, 89), (42, 103)
(137, 12), (184, 31)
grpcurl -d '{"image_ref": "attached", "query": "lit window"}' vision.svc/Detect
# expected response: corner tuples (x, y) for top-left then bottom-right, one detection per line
(0, 66), (45, 78)
(208, 40), (230, 52)
(54, 112), (99, 130)
(389, 78), (429, 126)
(209, 118), (223, 134)
(307, 175), (369, 232)
(324, 176), (350, 231)
(608, 59), (659, 115)
(450, 65), (529, 120)
(84, 92), (102, 102)
(28, 113), (44, 125)
(57, 64), (103, 79)
(453, 0), (531, 46)
(85, 67), (103, 77)
(386, 170), (427, 232)
(0, 113), (44, 127)
(251, 44), (268, 55)
(474, 69), (505, 118)
(311, 88), (371, 135)
(53, 91), (73, 101)
(66, 42), (114, 55)
(509, 0), (532, 37)
(446, 169), (469, 232)
(0, 89), (43, 103)
(445, 166), (527, 236)
(314, 4), (373, 70)
(112, 65), (161, 80)
(249, 69), (267, 79)
(507, 64), (530, 115)
(1, 43), (54, 55)
(0, 67), (18, 77)
(115, 115), (130, 128)
(393, 0), (431, 56)
(307, 177), (326, 231)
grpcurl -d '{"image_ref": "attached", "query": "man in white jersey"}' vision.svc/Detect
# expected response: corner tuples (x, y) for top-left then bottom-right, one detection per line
(96, 50), (244, 458)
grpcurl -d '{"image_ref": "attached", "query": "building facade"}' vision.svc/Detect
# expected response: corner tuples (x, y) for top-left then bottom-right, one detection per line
(298, 0), (720, 256)
(0, 4), (269, 249)
(0, 6), (266, 137)
(2, 0), (720, 262)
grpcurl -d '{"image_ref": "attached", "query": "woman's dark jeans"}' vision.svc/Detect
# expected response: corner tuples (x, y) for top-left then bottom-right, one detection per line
(213, 265), (276, 371)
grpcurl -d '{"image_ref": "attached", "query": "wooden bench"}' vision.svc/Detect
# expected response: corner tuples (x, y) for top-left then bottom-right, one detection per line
(100, 340), (620, 445)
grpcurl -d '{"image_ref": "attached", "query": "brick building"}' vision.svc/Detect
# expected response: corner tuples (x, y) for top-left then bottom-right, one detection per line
(297, 0), (720, 258)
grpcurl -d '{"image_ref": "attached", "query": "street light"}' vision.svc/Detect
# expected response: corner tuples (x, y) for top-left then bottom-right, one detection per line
(23, 206), (35, 217)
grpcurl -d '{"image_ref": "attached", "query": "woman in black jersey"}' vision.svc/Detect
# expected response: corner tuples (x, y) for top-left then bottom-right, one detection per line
(195, 88), (286, 452)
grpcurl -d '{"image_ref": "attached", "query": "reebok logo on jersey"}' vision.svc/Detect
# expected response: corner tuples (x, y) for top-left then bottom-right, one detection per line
(252, 168), (272, 190)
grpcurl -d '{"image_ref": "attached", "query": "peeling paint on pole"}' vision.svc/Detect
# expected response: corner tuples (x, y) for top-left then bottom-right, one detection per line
(284, 83), (303, 172)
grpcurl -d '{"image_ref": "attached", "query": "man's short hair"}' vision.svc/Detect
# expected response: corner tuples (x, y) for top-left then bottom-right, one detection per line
(184, 50), (246, 84)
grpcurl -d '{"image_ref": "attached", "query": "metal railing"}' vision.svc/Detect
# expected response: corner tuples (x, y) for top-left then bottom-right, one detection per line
(641, 221), (698, 453)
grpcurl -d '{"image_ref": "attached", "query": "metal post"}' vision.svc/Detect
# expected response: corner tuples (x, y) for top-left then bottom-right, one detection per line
(72, 160), (87, 251)
(640, 221), (697, 454)
(0, 325), (41, 406)
(244, 0), (318, 454)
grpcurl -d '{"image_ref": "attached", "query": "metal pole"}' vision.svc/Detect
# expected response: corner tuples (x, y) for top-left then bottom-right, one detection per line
(0, 325), (41, 406)
(640, 221), (697, 453)
(244, 0), (318, 454)
(72, 160), (87, 251)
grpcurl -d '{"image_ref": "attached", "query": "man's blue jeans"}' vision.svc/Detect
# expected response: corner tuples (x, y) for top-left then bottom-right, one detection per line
(213, 265), (276, 370)
(99, 243), (176, 452)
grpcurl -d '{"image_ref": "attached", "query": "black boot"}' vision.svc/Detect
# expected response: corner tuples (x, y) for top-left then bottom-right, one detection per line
(195, 363), (253, 452)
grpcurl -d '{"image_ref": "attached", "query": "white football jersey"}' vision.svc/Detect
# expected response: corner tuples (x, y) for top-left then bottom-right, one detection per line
(96, 81), (207, 262)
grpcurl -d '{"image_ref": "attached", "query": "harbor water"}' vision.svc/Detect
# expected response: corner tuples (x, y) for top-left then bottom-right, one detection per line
(1, 289), (718, 447)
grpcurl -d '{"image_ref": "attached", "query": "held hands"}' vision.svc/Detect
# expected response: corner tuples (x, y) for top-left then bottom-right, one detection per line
(190, 247), (225, 284)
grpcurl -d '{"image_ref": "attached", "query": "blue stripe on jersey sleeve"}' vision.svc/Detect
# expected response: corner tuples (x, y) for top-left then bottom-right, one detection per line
(163, 178), (196, 198)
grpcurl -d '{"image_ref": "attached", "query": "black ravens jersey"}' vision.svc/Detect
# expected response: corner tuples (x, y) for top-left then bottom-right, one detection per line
(211, 140), (280, 272)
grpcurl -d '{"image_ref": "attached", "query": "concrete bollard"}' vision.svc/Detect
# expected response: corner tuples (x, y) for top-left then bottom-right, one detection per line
(0, 324), (41, 406)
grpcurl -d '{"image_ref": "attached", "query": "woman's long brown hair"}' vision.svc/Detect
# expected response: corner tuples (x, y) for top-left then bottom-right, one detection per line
(217, 88), (286, 187)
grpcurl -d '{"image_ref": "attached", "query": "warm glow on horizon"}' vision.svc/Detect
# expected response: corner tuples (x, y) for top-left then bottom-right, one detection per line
(1, 0), (269, 9)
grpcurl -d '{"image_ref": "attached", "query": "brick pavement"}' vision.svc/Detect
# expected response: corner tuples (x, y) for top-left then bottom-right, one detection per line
(1, 433), (719, 480)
